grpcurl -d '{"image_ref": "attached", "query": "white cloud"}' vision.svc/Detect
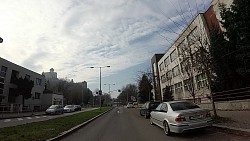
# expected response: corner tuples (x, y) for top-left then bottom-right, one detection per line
(0, 0), (211, 89)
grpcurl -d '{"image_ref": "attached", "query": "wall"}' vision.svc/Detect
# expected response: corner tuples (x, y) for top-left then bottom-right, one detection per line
(199, 100), (250, 110)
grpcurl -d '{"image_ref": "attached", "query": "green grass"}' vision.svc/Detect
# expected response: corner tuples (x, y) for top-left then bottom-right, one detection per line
(0, 107), (112, 141)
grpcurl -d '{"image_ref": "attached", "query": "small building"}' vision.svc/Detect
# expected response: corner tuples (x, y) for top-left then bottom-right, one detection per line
(0, 57), (45, 111)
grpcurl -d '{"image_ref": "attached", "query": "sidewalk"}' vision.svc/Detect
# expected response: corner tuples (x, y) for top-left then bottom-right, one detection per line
(0, 111), (45, 119)
(213, 110), (250, 133)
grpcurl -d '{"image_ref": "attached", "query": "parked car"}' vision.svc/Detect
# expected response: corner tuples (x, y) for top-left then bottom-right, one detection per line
(126, 102), (134, 108)
(45, 105), (64, 115)
(64, 105), (75, 112)
(74, 105), (82, 111)
(140, 101), (160, 119)
(150, 101), (212, 135)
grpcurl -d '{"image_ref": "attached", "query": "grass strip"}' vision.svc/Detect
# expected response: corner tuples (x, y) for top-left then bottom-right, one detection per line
(0, 107), (112, 141)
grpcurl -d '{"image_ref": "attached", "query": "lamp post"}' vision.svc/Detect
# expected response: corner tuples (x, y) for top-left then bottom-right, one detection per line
(90, 66), (110, 108)
(82, 82), (84, 106)
(104, 83), (115, 105)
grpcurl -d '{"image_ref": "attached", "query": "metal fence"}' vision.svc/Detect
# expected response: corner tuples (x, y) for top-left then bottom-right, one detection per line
(213, 87), (250, 101)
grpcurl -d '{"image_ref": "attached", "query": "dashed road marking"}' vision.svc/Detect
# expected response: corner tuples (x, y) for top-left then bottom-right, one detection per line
(17, 118), (23, 121)
(42, 116), (47, 118)
(35, 116), (40, 118)
(4, 119), (11, 122)
(27, 117), (32, 120)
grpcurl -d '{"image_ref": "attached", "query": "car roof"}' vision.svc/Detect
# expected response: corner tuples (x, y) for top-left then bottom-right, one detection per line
(162, 100), (188, 104)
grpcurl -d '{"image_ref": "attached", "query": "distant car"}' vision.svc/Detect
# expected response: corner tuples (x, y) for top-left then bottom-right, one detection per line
(150, 101), (212, 135)
(126, 102), (134, 108)
(64, 105), (75, 112)
(140, 101), (160, 119)
(45, 105), (64, 115)
(73, 105), (82, 111)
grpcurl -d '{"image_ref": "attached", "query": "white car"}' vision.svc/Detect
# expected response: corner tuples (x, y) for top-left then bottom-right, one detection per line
(126, 102), (134, 108)
(63, 105), (75, 112)
(150, 101), (212, 135)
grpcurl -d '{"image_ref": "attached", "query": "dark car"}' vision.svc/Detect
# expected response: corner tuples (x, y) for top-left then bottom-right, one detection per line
(140, 101), (160, 119)
(45, 105), (64, 115)
(74, 105), (82, 111)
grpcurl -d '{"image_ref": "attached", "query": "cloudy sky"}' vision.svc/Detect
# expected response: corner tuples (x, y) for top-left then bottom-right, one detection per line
(0, 0), (211, 98)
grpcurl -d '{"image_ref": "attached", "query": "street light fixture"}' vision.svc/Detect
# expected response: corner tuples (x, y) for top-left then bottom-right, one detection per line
(104, 83), (115, 105)
(90, 66), (110, 108)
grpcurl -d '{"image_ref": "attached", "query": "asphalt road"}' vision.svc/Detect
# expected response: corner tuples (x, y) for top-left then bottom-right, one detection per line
(60, 107), (250, 141)
(0, 108), (97, 128)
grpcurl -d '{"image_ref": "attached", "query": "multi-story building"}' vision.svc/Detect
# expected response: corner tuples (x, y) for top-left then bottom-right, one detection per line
(0, 57), (45, 110)
(42, 68), (59, 93)
(151, 54), (164, 102)
(157, 13), (212, 103)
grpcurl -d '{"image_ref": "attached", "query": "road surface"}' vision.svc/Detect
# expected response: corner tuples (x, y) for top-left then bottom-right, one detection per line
(61, 107), (250, 141)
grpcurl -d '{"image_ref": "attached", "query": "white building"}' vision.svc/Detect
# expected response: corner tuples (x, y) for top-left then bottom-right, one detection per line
(0, 57), (45, 110)
(157, 13), (211, 103)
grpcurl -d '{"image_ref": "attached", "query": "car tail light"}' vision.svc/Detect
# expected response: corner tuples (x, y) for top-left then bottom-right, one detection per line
(206, 112), (211, 117)
(175, 116), (186, 122)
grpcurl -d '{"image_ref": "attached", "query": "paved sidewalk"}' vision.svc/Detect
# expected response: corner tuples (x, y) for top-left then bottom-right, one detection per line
(0, 111), (45, 119)
(213, 110), (250, 133)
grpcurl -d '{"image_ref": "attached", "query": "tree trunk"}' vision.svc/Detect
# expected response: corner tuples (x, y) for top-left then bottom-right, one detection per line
(205, 70), (217, 116)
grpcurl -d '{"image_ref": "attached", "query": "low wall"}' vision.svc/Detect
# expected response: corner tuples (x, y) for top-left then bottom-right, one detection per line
(199, 99), (250, 110)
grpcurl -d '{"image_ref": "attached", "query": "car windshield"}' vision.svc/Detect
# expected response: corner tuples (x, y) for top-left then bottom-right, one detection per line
(170, 102), (200, 111)
(150, 102), (160, 109)
(49, 105), (58, 109)
(65, 105), (72, 108)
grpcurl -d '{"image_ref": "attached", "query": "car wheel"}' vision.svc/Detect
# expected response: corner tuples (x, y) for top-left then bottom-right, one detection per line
(163, 121), (171, 136)
(150, 117), (154, 125)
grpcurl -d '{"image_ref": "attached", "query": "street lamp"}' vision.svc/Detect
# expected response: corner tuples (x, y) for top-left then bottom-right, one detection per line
(90, 66), (110, 108)
(104, 83), (115, 105)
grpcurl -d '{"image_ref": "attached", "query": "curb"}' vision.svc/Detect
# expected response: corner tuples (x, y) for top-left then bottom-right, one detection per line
(213, 124), (250, 134)
(46, 108), (113, 141)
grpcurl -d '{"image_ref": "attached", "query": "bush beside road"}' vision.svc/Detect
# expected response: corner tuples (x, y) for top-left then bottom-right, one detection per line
(0, 107), (112, 141)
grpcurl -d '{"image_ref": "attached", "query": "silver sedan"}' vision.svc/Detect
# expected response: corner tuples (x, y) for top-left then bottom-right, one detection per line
(150, 101), (212, 135)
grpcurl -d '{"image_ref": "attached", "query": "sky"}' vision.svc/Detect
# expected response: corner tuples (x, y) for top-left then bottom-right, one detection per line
(0, 0), (212, 98)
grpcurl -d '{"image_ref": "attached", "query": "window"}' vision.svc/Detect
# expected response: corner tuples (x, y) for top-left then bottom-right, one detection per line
(155, 104), (162, 111)
(170, 49), (178, 62)
(25, 74), (30, 80)
(0, 77), (4, 83)
(178, 40), (186, 54)
(196, 73), (208, 89)
(187, 27), (197, 45)
(0, 89), (3, 95)
(166, 70), (172, 81)
(35, 92), (41, 99)
(170, 101), (199, 111)
(36, 78), (42, 85)
(161, 74), (166, 83)
(159, 62), (164, 71)
(164, 57), (170, 67)
(184, 78), (194, 91)
(10, 70), (19, 83)
(0, 66), (7, 77)
(0, 83), (4, 89)
(174, 82), (183, 94)
(172, 65), (180, 77)
(160, 103), (168, 112)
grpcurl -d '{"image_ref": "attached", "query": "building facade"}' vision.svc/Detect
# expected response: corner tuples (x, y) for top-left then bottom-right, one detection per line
(0, 57), (45, 109)
(157, 13), (211, 103)
(151, 54), (164, 102)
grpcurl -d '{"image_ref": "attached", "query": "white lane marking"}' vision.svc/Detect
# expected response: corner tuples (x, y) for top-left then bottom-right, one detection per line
(27, 117), (32, 120)
(17, 118), (23, 121)
(35, 116), (40, 118)
(117, 110), (120, 114)
(4, 119), (11, 122)
(42, 116), (47, 118)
